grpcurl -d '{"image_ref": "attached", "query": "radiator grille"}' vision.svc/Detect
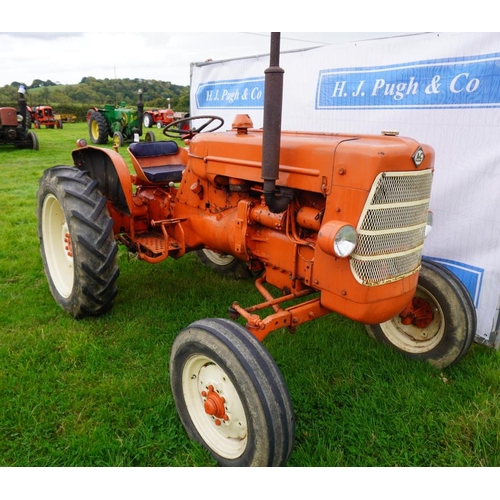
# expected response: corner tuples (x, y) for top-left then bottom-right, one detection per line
(351, 169), (433, 285)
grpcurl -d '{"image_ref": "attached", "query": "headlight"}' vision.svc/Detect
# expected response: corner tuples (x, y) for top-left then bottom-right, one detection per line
(17, 114), (23, 123)
(318, 221), (358, 258)
(425, 210), (433, 238)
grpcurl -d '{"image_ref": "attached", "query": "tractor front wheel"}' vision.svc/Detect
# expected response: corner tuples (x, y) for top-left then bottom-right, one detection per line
(28, 131), (39, 150)
(144, 131), (156, 142)
(365, 258), (476, 369)
(88, 111), (110, 144)
(37, 166), (119, 318)
(113, 131), (124, 147)
(18, 131), (39, 150)
(143, 113), (153, 128)
(170, 318), (295, 467)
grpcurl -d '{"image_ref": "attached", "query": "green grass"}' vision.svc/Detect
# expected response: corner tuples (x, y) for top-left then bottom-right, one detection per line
(1, 123), (499, 467)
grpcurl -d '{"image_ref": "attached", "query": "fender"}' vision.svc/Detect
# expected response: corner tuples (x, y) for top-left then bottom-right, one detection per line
(71, 145), (134, 216)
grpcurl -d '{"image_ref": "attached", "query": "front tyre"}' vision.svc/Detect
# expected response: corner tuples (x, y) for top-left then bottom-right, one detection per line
(143, 113), (153, 128)
(365, 258), (476, 369)
(37, 166), (119, 318)
(170, 318), (295, 466)
(113, 131), (124, 147)
(28, 131), (39, 150)
(144, 131), (156, 142)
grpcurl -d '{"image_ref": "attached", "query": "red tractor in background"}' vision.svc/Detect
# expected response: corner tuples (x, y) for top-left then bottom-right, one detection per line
(142, 107), (175, 128)
(36, 34), (476, 466)
(143, 107), (189, 130)
(27, 105), (63, 129)
(0, 85), (39, 149)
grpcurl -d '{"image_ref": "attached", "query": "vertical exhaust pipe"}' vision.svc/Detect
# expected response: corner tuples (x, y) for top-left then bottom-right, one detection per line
(137, 89), (144, 137)
(262, 32), (293, 213)
(18, 85), (27, 129)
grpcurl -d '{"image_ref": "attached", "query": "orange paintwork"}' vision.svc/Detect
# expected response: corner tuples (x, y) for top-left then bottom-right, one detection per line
(72, 118), (435, 340)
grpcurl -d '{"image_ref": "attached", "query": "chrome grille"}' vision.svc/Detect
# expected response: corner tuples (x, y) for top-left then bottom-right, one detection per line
(351, 169), (433, 285)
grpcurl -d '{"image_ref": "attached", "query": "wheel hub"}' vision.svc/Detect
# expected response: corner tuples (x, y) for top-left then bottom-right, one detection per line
(202, 385), (229, 426)
(399, 297), (435, 330)
(64, 231), (73, 257)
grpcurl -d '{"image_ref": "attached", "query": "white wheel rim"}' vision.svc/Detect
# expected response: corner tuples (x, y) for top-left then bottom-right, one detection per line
(379, 287), (444, 353)
(42, 194), (74, 298)
(182, 354), (248, 459)
(202, 249), (236, 267)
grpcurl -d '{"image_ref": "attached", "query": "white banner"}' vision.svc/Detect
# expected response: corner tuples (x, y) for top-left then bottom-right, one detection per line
(190, 33), (500, 346)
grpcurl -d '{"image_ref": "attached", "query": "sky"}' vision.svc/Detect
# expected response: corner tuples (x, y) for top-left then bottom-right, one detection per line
(0, 32), (414, 88)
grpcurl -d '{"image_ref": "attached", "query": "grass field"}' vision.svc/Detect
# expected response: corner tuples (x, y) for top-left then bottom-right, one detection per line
(1, 122), (499, 467)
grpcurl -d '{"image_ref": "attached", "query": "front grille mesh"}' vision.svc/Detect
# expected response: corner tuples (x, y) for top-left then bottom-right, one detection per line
(351, 169), (433, 285)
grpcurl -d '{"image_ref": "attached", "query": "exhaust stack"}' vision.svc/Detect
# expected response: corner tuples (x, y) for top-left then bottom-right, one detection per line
(261, 32), (293, 213)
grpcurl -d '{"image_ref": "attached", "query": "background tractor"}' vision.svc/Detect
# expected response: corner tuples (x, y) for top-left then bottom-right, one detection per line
(86, 89), (156, 147)
(36, 34), (476, 466)
(27, 105), (63, 129)
(142, 107), (175, 128)
(0, 85), (39, 150)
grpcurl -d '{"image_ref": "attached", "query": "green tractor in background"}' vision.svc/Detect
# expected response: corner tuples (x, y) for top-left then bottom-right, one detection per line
(86, 89), (156, 147)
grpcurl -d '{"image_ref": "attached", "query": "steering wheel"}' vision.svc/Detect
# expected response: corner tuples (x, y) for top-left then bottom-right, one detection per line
(163, 115), (224, 140)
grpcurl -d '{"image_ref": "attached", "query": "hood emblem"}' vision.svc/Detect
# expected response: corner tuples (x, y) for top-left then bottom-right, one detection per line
(412, 147), (425, 168)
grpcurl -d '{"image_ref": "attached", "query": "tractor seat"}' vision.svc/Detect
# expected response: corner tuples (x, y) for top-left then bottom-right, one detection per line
(128, 141), (185, 183)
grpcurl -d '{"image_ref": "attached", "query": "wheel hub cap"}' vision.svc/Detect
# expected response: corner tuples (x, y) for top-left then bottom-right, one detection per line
(202, 385), (229, 426)
(400, 297), (434, 327)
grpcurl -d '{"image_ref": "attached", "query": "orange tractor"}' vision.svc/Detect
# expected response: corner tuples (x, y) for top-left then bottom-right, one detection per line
(36, 34), (476, 466)
(28, 105), (63, 129)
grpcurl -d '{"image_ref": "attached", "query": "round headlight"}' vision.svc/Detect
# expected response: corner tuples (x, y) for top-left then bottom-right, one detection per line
(334, 225), (358, 257)
(318, 221), (358, 258)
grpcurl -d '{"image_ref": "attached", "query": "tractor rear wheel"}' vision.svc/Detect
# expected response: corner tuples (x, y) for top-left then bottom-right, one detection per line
(170, 318), (295, 467)
(196, 249), (250, 279)
(37, 166), (119, 318)
(88, 111), (109, 144)
(365, 258), (476, 369)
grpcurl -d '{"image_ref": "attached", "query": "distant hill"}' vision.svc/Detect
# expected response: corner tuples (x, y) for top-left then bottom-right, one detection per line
(0, 77), (190, 121)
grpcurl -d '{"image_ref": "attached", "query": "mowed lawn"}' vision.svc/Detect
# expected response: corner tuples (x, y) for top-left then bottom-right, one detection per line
(0, 122), (499, 467)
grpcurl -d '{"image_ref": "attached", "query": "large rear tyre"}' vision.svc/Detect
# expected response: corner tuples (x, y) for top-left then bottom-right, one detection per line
(37, 166), (119, 318)
(365, 258), (476, 369)
(88, 111), (109, 144)
(170, 318), (295, 467)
